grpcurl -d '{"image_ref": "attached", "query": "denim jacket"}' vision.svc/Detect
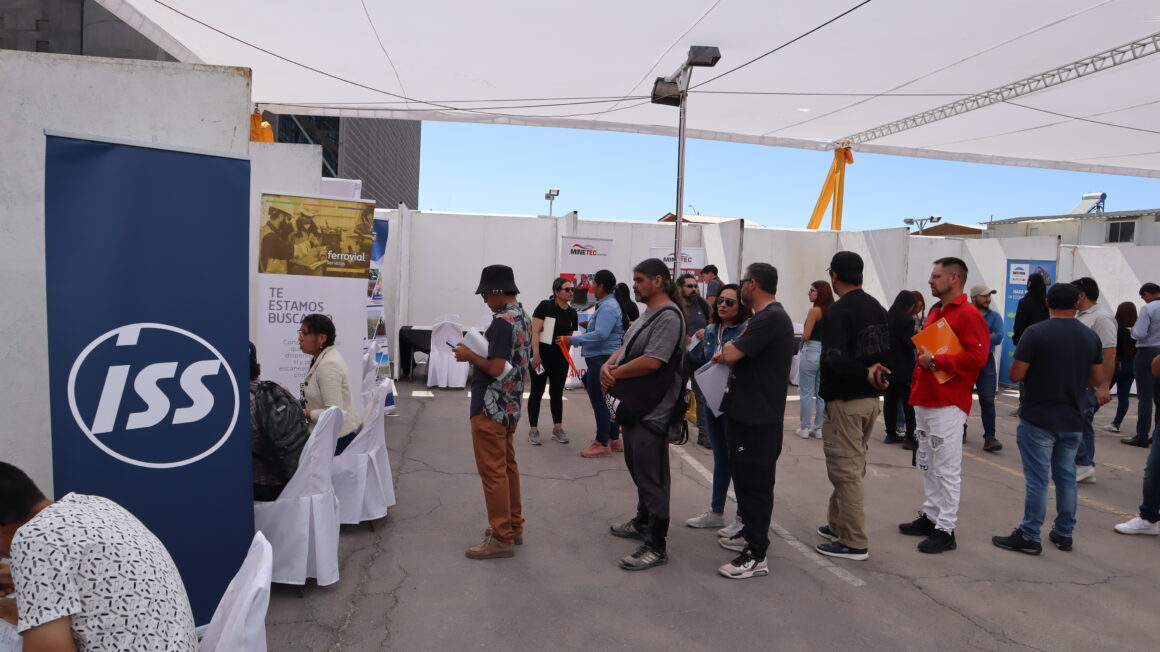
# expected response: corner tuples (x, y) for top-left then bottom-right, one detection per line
(688, 320), (748, 368)
(570, 294), (624, 358)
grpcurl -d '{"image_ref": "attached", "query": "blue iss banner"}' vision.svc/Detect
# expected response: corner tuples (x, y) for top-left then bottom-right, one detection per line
(44, 135), (253, 625)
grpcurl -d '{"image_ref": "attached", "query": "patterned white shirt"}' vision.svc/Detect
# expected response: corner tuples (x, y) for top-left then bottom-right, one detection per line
(10, 493), (197, 651)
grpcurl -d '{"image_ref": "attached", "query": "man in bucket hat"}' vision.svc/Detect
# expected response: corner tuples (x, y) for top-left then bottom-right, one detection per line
(453, 265), (532, 559)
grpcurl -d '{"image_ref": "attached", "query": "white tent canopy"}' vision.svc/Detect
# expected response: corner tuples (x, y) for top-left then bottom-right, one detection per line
(100, 0), (1160, 177)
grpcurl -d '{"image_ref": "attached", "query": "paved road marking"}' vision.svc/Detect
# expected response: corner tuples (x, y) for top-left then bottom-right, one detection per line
(962, 450), (1134, 518)
(672, 445), (867, 587)
(1103, 462), (1132, 472)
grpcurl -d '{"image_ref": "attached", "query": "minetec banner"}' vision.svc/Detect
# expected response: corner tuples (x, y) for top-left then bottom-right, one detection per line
(650, 246), (706, 276)
(257, 193), (374, 410)
(44, 134), (252, 625)
(560, 236), (613, 285)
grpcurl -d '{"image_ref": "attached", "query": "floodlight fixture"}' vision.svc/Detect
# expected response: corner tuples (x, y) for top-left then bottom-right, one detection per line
(905, 215), (942, 235)
(545, 188), (560, 216)
(649, 45), (721, 277)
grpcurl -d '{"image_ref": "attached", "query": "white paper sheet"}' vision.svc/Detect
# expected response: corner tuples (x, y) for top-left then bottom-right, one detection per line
(694, 361), (731, 418)
(0, 619), (20, 652)
(539, 317), (556, 345)
(463, 328), (514, 379)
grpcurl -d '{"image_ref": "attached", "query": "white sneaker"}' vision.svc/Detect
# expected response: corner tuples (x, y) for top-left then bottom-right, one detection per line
(795, 427), (811, 439)
(717, 517), (743, 538)
(718, 552), (768, 579)
(1102, 423), (1120, 433)
(686, 510), (725, 529)
(811, 428), (823, 439)
(718, 534), (747, 553)
(1075, 464), (1096, 484)
(1114, 516), (1160, 536)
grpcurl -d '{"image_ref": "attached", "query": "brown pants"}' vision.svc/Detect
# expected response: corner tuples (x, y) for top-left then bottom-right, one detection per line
(822, 397), (880, 549)
(470, 413), (523, 545)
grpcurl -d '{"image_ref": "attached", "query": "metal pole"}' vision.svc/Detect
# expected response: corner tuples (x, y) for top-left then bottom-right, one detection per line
(549, 197), (554, 217)
(672, 68), (690, 281)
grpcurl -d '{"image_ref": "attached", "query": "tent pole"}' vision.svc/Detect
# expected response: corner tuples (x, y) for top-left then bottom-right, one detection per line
(672, 68), (691, 281)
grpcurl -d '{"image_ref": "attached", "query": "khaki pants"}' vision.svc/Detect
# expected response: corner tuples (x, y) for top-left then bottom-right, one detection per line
(470, 413), (523, 545)
(823, 397), (880, 549)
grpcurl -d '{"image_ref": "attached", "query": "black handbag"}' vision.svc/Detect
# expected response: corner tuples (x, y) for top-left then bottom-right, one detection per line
(606, 305), (684, 426)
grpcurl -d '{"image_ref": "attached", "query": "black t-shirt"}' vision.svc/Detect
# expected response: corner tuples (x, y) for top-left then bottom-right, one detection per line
(532, 299), (579, 344)
(469, 317), (514, 418)
(721, 302), (795, 425)
(1015, 318), (1101, 432)
(819, 289), (890, 402)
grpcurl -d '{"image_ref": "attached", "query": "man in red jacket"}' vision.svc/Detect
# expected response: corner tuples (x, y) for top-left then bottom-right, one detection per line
(899, 257), (990, 554)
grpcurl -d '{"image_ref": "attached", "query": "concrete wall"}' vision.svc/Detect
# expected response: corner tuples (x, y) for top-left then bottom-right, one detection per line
(0, 49), (251, 492)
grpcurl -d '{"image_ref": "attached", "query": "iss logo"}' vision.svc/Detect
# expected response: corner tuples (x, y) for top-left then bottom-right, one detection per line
(67, 323), (240, 469)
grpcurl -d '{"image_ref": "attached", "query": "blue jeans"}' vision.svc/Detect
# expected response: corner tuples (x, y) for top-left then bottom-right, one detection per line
(1074, 387), (1098, 467)
(1134, 347), (1160, 439)
(1111, 356), (1135, 426)
(798, 341), (824, 430)
(1017, 421), (1081, 541)
(705, 412), (732, 513)
(973, 358), (997, 439)
(582, 355), (619, 443)
(1141, 422), (1160, 522)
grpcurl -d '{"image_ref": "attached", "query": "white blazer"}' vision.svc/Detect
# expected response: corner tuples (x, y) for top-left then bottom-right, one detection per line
(303, 346), (362, 436)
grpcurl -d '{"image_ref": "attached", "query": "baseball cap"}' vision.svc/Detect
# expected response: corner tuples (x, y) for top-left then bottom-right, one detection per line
(969, 284), (996, 297)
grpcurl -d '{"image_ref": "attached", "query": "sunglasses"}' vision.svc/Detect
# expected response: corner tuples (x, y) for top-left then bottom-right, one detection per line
(718, 298), (738, 307)
(683, 284), (697, 289)
(560, 287), (574, 292)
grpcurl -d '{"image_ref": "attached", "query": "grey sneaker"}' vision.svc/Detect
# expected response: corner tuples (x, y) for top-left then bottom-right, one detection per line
(1076, 464), (1096, 484)
(718, 534), (747, 553)
(551, 427), (569, 444)
(528, 428), (542, 446)
(686, 510), (725, 529)
(718, 552), (768, 579)
(717, 517), (744, 538)
(609, 520), (646, 540)
(619, 544), (668, 571)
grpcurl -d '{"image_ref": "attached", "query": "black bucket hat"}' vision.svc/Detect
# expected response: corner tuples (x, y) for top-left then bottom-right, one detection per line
(475, 264), (520, 295)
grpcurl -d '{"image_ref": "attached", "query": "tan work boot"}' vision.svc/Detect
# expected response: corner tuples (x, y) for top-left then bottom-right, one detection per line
(484, 526), (523, 545)
(466, 534), (515, 559)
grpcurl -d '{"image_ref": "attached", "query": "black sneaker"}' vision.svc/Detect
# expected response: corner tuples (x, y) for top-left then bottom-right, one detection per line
(992, 529), (1042, 555)
(619, 544), (668, 571)
(1121, 436), (1151, 448)
(899, 512), (937, 537)
(983, 438), (1003, 452)
(609, 520), (645, 540)
(901, 436), (917, 451)
(815, 541), (869, 561)
(917, 529), (957, 554)
(816, 524), (838, 542)
(1048, 529), (1073, 551)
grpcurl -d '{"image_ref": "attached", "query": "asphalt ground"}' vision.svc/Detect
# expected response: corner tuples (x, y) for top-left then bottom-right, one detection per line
(265, 378), (1158, 651)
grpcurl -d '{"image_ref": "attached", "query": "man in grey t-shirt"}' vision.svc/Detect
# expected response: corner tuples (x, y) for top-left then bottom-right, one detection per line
(602, 258), (685, 571)
(1071, 277), (1115, 483)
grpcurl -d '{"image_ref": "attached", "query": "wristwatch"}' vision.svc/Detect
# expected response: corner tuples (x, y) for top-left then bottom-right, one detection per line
(926, 358), (937, 371)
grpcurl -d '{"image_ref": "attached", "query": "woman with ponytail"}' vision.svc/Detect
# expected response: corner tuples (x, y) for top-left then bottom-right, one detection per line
(560, 269), (626, 457)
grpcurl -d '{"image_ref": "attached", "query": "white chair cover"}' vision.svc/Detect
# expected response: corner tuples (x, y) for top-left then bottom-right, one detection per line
(254, 407), (343, 586)
(333, 383), (396, 525)
(362, 340), (379, 381)
(198, 532), (273, 652)
(427, 318), (469, 388)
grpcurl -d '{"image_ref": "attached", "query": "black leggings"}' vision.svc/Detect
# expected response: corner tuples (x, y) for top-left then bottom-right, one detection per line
(528, 349), (568, 427)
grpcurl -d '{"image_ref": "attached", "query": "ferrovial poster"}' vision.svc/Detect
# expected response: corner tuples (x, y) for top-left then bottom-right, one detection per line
(999, 259), (1056, 384)
(650, 246), (707, 276)
(257, 193), (374, 411)
(44, 134), (251, 625)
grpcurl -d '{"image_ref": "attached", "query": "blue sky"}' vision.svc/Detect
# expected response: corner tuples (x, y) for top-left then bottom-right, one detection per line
(418, 121), (1160, 231)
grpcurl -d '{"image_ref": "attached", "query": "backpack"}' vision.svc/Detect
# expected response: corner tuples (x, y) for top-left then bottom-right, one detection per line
(252, 380), (312, 484)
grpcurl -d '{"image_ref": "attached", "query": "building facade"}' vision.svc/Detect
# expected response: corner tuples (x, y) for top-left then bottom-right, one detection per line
(985, 209), (1160, 246)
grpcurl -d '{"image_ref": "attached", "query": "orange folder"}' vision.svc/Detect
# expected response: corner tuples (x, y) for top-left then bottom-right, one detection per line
(559, 339), (580, 376)
(911, 318), (962, 384)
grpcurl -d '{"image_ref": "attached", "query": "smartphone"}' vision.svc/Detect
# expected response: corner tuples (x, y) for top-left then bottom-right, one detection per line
(446, 340), (457, 348)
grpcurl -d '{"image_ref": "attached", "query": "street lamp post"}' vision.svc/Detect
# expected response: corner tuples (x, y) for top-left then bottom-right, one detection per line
(904, 215), (942, 235)
(652, 46), (720, 279)
(545, 188), (560, 217)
